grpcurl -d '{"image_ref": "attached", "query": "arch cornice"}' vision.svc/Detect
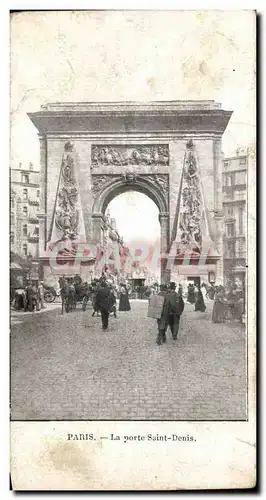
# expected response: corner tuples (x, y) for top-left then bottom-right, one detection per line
(92, 174), (169, 214)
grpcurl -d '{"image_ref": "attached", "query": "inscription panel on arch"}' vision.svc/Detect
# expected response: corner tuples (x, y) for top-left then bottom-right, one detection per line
(91, 144), (169, 167)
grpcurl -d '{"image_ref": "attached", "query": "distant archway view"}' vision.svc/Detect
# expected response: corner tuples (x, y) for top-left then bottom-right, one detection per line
(106, 191), (161, 298)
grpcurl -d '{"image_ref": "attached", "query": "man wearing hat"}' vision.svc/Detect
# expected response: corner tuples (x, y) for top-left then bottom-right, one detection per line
(36, 280), (45, 311)
(94, 280), (113, 330)
(162, 281), (185, 340)
(156, 284), (169, 345)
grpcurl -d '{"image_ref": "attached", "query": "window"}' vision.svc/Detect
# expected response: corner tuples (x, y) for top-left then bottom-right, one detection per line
(224, 161), (230, 169)
(227, 205), (234, 217)
(225, 173), (234, 187)
(10, 232), (14, 244)
(239, 158), (247, 166)
(23, 206), (28, 216)
(36, 189), (40, 198)
(23, 188), (28, 200)
(235, 171), (246, 185)
(239, 239), (245, 258)
(226, 223), (235, 237)
(11, 198), (15, 209)
(239, 206), (244, 234)
(23, 224), (27, 236)
(11, 212), (15, 225)
(34, 227), (39, 236)
(22, 173), (29, 184)
(23, 243), (27, 256)
(227, 241), (235, 258)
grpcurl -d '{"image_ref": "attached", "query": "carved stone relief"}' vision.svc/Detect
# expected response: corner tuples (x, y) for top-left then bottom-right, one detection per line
(144, 174), (169, 201)
(92, 175), (121, 199)
(54, 141), (80, 240)
(91, 144), (169, 168)
(92, 173), (169, 209)
(175, 140), (204, 253)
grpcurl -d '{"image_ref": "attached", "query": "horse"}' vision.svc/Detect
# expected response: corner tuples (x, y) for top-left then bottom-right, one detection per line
(58, 277), (75, 314)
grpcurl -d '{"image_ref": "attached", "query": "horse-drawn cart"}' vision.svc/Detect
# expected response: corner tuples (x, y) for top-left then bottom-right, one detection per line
(58, 277), (93, 314)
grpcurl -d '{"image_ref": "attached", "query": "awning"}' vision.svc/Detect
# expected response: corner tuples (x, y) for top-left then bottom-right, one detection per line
(10, 262), (23, 269)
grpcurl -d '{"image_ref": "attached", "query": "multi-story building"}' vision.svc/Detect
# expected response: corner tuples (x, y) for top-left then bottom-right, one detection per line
(10, 163), (40, 260)
(10, 188), (18, 254)
(222, 150), (247, 287)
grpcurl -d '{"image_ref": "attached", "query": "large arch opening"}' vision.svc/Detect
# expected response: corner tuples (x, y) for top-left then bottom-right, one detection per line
(107, 191), (161, 285)
(92, 176), (168, 214)
(91, 176), (169, 283)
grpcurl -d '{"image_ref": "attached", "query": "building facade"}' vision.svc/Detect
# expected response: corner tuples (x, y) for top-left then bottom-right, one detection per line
(10, 163), (40, 260)
(222, 152), (247, 287)
(28, 101), (232, 285)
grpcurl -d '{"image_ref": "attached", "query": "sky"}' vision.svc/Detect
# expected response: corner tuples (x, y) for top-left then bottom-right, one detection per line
(108, 192), (160, 245)
(10, 10), (256, 244)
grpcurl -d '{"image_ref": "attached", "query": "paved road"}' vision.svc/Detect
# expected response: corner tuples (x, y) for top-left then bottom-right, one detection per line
(11, 300), (247, 421)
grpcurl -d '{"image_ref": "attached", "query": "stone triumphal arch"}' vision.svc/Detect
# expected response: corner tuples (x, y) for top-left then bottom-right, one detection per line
(29, 101), (232, 284)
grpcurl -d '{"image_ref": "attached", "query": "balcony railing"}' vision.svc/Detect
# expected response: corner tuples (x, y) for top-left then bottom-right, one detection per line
(28, 198), (39, 206)
(28, 215), (39, 223)
(28, 234), (39, 242)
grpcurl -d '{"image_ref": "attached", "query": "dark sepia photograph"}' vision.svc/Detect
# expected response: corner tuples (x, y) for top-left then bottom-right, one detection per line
(10, 10), (254, 427)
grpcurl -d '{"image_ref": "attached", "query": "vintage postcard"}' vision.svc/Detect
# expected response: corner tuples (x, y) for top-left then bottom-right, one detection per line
(10, 10), (256, 490)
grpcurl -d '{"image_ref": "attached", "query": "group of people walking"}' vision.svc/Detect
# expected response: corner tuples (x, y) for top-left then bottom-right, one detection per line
(13, 280), (46, 312)
(212, 284), (244, 323)
(91, 278), (131, 330)
(186, 283), (206, 312)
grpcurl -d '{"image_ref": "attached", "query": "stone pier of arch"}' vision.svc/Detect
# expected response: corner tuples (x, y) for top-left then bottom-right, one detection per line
(28, 101), (232, 285)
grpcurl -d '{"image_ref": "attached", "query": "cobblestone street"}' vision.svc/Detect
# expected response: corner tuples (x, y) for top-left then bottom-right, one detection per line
(11, 300), (247, 421)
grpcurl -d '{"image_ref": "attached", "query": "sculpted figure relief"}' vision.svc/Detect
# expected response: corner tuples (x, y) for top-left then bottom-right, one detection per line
(176, 140), (204, 253)
(91, 144), (169, 167)
(54, 142), (80, 240)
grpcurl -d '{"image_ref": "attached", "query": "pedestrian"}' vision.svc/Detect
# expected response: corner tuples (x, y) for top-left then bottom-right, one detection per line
(37, 281), (46, 310)
(194, 284), (206, 312)
(68, 278), (76, 309)
(212, 287), (226, 323)
(119, 283), (131, 311)
(107, 282), (117, 318)
(94, 281), (113, 330)
(92, 280), (101, 316)
(25, 281), (37, 312)
(187, 283), (196, 304)
(162, 281), (185, 340)
(156, 284), (168, 345)
(74, 274), (82, 286)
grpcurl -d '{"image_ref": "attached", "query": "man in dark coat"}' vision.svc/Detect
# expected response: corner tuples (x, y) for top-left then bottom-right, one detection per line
(94, 281), (113, 330)
(162, 281), (185, 340)
(187, 283), (196, 304)
(25, 281), (38, 312)
(156, 284), (169, 345)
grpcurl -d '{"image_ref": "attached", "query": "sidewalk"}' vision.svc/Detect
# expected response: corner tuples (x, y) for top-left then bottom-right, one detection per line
(11, 303), (61, 325)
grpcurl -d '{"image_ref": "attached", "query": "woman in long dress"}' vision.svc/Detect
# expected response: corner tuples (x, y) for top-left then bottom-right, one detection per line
(194, 284), (206, 312)
(187, 284), (196, 304)
(119, 283), (131, 311)
(212, 288), (226, 323)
